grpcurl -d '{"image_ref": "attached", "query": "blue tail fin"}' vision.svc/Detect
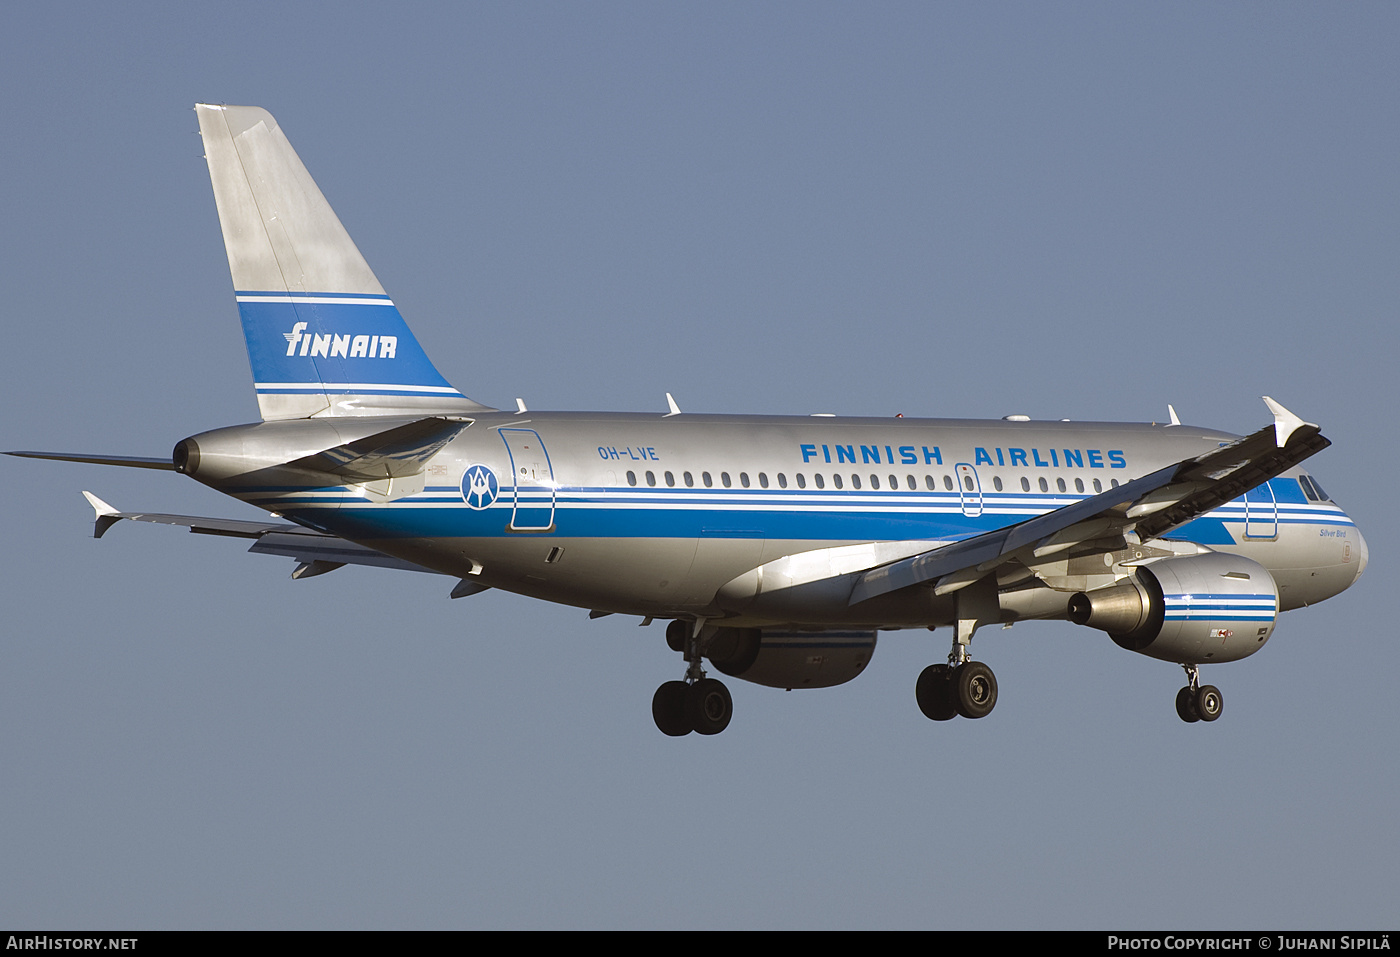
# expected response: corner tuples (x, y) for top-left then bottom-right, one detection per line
(195, 104), (494, 419)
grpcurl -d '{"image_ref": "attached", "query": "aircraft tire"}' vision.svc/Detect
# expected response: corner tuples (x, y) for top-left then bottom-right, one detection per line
(1195, 685), (1223, 722)
(916, 664), (959, 721)
(652, 680), (693, 736)
(955, 661), (997, 719)
(1175, 687), (1201, 723)
(686, 678), (733, 735)
(665, 620), (688, 653)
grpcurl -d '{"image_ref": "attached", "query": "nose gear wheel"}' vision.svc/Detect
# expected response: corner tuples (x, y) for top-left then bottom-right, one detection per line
(1175, 664), (1223, 723)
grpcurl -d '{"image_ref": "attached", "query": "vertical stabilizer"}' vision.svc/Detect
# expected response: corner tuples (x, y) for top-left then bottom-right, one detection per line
(195, 104), (493, 419)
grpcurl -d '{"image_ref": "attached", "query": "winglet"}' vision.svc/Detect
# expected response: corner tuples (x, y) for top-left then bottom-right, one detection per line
(291, 560), (346, 579)
(81, 491), (124, 539)
(1167, 404), (1180, 427)
(450, 579), (490, 599)
(664, 393), (682, 417)
(1262, 396), (1315, 448)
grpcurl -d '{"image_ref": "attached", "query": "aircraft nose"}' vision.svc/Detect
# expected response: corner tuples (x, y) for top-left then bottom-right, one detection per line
(1353, 526), (1368, 583)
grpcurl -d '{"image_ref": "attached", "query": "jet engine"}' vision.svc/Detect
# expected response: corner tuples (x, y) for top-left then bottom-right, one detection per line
(1066, 552), (1279, 664)
(704, 627), (877, 690)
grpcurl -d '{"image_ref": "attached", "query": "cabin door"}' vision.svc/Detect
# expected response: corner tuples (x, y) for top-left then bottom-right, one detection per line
(1244, 480), (1278, 540)
(499, 428), (556, 531)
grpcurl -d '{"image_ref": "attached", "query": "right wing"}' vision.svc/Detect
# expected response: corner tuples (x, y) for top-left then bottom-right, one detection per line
(850, 396), (1329, 604)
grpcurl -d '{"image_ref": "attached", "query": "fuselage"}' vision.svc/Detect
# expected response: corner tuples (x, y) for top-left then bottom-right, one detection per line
(181, 411), (1366, 629)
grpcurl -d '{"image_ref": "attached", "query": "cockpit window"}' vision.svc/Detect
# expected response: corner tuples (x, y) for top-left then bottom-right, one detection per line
(1303, 474), (1330, 501)
(1298, 476), (1319, 502)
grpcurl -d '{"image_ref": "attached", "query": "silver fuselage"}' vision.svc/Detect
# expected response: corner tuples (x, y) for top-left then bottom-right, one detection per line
(180, 411), (1366, 630)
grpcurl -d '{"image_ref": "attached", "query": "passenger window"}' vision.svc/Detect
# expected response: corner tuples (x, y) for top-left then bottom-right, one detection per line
(702, 472), (713, 488)
(944, 475), (954, 491)
(627, 471), (637, 487)
(815, 474), (825, 489)
(721, 472), (732, 488)
(759, 473), (769, 489)
(796, 474), (806, 489)
(1093, 478), (1102, 493)
(665, 471), (675, 487)
(1021, 477), (1030, 492)
(1039, 477), (1049, 493)
(740, 472), (750, 488)
(907, 475), (916, 490)
(646, 471), (656, 487)
(851, 474), (862, 489)
(776, 473), (786, 489)
(1074, 478), (1084, 493)
(833, 474), (844, 489)
(925, 475), (936, 490)
(964, 475), (974, 491)
(684, 471), (694, 488)
(993, 477), (1003, 491)
(870, 475), (880, 489)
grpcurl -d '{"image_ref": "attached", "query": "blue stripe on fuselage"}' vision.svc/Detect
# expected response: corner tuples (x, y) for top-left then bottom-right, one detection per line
(256, 477), (1353, 545)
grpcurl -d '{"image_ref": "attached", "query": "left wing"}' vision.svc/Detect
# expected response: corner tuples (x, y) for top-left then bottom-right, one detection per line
(79, 492), (460, 583)
(850, 396), (1328, 604)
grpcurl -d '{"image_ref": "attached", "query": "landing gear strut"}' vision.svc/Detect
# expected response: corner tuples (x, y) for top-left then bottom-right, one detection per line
(1175, 664), (1222, 723)
(916, 590), (1000, 722)
(653, 620), (734, 736)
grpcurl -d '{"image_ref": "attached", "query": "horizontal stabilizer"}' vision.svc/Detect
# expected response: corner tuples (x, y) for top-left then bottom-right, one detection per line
(286, 416), (472, 481)
(8, 450), (173, 470)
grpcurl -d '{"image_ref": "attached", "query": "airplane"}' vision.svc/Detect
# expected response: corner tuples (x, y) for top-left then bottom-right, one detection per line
(9, 104), (1367, 736)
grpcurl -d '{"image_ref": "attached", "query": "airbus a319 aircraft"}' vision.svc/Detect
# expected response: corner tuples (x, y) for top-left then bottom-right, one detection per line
(11, 105), (1367, 736)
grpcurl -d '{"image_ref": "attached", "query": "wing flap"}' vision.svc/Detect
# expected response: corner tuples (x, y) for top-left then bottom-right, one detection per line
(248, 531), (443, 574)
(286, 415), (472, 481)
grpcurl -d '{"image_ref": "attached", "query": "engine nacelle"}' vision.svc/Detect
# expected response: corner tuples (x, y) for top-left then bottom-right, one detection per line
(704, 627), (877, 690)
(1067, 553), (1279, 664)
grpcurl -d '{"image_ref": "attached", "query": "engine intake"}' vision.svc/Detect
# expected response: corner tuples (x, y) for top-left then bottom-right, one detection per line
(1068, 553), (1279, 664)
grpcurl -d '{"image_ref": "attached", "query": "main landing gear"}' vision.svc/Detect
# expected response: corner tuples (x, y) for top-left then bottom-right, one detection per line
(1174, 664), (1223, 723)
(916, 660), (998, 720)
(916, 583), (1000, 722)
(653, 620), (734, 736)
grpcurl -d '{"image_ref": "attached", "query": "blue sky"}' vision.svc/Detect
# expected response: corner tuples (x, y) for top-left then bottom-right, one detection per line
(2, 2), (1396, 928)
